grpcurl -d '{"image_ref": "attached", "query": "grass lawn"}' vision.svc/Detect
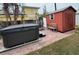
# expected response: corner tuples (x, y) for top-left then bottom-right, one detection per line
(28, 27), (79, 55)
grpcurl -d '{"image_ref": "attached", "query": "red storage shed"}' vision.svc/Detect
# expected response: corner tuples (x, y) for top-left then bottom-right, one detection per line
(46, 6), (76, 32)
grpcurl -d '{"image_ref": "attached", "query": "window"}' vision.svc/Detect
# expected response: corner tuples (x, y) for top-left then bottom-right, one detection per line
(50, 14), (54, 20)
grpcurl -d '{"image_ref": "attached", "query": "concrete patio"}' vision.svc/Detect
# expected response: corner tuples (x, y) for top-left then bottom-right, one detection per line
(0, 29), (75, 55)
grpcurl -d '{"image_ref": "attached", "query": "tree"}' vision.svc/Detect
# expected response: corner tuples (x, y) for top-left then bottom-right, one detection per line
(43, 5), (47, 17)
(11, 3), (19, 24)
(35, 12), (39, 24)
(3, 3), (19, 26)
(20, 3), (25, 24)
(3, 3), (12, 26)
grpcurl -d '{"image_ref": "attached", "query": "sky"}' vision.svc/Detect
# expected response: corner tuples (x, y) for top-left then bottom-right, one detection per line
(25, 3), (79, 14)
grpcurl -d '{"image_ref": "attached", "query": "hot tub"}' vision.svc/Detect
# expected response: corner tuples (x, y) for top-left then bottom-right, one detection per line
(0, 24), (39, 48)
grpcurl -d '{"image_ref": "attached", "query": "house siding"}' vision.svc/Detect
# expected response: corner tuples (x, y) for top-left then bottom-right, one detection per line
(76, 13), (79, 25)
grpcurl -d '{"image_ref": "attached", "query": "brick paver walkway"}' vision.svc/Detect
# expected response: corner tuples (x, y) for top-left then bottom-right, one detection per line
(0, 30), (75, 55)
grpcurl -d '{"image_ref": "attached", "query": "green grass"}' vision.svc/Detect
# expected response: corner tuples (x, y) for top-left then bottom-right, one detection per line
(27, 27), (79, 55)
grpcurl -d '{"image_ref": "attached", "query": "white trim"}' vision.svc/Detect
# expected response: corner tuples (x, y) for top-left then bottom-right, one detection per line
(43, 17), (47, 28)
(49, 14), (54, 20)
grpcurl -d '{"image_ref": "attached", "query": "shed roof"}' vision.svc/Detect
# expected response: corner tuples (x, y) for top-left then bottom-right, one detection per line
(54, 6), (76, 13)
(47, 6), (76, 15)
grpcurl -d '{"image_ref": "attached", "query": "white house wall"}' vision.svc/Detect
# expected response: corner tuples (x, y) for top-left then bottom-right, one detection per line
(76, 13), (79, 25)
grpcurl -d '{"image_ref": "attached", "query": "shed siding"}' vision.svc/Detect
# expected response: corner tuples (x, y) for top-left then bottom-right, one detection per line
(46, 7), (76, 32)
(46, 12), (63, 32)
(54, 12), (63, 32)
(46, 15), (51, 25)
(62, 8), (75, 32)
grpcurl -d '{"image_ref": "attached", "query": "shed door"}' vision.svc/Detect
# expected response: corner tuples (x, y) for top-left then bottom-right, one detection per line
(65, 10), (74, 30)
(67, 12), (73, 28)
